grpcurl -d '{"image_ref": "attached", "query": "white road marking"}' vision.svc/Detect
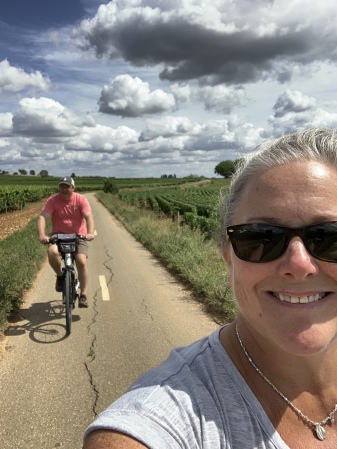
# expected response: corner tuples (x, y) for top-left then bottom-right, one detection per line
(99, 275), (110, 301)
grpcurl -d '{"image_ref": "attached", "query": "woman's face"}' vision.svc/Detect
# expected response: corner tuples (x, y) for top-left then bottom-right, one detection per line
(223, 160), (337, 356)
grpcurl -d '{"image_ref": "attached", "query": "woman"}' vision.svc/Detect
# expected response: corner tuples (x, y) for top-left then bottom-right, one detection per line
(83, 128), (337, 448)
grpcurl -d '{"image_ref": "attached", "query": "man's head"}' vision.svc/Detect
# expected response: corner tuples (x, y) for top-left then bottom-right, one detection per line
(58, 176), (75, 188)
(58, 176), (75, 199)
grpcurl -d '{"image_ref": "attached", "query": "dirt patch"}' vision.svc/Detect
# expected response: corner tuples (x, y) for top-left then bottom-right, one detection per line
(0, 200), (45, 241)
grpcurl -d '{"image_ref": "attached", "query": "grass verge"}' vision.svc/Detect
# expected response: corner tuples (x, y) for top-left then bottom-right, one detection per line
(96, 192), (237, 323)
(0, 217), (48, 332)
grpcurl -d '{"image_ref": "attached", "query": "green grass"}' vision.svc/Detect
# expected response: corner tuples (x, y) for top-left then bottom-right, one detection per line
(0, 218), (50, 331)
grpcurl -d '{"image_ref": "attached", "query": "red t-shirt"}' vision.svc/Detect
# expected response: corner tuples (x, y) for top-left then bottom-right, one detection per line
(42, 192), (91, 235)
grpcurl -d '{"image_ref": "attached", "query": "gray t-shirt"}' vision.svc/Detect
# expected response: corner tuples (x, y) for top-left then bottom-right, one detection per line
(84, 328), (289, 449)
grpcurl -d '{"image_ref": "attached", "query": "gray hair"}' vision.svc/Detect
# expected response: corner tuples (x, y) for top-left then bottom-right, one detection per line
(219, 127), (337, 243)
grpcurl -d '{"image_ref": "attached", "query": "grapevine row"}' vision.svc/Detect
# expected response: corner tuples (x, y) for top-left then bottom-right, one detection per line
(118, 180), (229, 236)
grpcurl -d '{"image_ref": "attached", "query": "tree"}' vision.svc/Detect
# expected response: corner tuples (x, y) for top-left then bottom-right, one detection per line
(19, 169), (28, 175)
(71, 172), (76, 178)
(39, 170), (49, 177)
(214, 160), (235, 177)
(30, 170), (35, 176)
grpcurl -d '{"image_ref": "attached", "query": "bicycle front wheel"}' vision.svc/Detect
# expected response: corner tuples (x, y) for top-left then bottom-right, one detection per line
(63, 270), (73, 335)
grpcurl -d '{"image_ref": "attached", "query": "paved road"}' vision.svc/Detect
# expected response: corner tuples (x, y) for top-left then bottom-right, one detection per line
(0, 193), (220, 449)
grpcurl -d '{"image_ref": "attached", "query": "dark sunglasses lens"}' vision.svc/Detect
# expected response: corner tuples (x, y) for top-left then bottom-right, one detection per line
(232, 225), (286, 262)
(306, 223), (337, 261)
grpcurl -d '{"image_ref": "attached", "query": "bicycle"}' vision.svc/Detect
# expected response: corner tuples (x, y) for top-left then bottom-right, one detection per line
(49, 233), (86, 335)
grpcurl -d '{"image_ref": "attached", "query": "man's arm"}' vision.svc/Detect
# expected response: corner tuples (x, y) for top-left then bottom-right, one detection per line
(83, 211), (95, 240)
(37, 211), (51, 244)
(83, 430), (149, 449)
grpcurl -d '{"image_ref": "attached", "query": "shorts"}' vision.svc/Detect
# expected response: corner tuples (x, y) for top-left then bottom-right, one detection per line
(50, 234), (89, 257)
(77, 239), (89, 257)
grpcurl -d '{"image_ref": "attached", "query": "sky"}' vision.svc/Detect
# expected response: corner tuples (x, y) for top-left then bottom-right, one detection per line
(1, 0), (337, 179)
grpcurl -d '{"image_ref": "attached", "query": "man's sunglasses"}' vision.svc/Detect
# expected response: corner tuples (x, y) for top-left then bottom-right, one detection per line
(226, 222), (337, 263)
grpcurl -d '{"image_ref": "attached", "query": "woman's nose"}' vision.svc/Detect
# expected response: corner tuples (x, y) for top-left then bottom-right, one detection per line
(278, 237), (319, 279)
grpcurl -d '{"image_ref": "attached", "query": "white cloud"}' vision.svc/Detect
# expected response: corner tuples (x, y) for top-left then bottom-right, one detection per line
(273, 89), (317, 117)
(0, 59), (51, 93)
(98, 74), (175, 117)
(65, 124), (139, 152)
(269, 89), (337, 135)
(0, 112), (13, 135)
(171, 83), (248, 113)
(11, 97), (95, 138)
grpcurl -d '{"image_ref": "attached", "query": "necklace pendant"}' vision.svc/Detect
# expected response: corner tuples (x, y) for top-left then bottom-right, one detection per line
(315, 424), (326, 441)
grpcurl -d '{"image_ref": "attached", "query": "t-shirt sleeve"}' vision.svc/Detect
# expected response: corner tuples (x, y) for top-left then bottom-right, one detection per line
(41, 196), (55, 215)
(79, 195), (91, 214)
(83, 351), (210, 449)
(83, 384), (199, 449)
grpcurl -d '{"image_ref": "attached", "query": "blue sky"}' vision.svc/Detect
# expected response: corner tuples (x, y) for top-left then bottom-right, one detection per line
(1, 0), (337, 178)
(1, 0), (84, 27)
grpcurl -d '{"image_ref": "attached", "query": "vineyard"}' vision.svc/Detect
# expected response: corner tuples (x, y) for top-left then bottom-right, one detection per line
(0, 175), (210, 213)
(0, 175), (105, 213)
(0, 175), (230, 237)
(117, 178), (230, 236)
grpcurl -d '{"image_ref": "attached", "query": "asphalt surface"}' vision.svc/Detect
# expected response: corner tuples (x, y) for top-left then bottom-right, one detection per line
(0, 192), (220, 449)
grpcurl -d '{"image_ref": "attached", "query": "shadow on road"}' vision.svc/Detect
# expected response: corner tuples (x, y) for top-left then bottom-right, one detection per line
(5, 300), (81, 344)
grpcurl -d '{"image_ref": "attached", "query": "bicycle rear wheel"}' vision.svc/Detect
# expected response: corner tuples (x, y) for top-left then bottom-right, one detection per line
(63, 270), (73, 335)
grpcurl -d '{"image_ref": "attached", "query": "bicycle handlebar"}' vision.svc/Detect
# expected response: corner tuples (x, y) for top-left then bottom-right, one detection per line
(48, 234), (87, 245)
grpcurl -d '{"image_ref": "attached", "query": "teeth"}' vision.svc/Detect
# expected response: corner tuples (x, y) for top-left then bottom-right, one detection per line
(273, 293), (326, 303)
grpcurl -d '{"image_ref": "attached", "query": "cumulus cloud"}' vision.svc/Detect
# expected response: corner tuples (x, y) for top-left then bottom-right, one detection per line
(269, 89), (337, 135)
(273, 89), (317, 117)
(74, 0), (337, 86)
(172, 83), (248, 113)
(140, 116), (198, 141)
(0, 59), (51, 93)
(140, 114), (264, 157)
(11, 97), (95, 138)
(98, 74), (175, 117)
(65, 124), (139, 152)
(0, 112), (13, 135)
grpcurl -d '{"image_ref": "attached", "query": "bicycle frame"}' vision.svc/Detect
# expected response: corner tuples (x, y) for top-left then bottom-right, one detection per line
(49, 233), (83, 335)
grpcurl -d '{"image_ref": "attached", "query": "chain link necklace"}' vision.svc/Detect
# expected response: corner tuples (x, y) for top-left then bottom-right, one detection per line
(235, 323), (337, 441)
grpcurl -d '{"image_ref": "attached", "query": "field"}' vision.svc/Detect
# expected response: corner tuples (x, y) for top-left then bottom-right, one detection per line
(0, 176), (230, 237)
(0, 175), (105, 213)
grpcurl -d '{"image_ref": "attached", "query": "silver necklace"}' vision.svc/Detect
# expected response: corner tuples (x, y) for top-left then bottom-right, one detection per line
(235, 323), (337, 441)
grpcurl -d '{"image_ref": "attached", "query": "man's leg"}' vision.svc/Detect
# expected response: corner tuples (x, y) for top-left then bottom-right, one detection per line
(47, 244), (63, 291)
(75, 253), (88, 295)
(76, 252), (89, 308)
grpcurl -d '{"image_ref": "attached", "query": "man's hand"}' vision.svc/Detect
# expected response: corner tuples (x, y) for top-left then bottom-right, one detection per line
(86, 233), (95, 241)
(39, 235), (50, 244)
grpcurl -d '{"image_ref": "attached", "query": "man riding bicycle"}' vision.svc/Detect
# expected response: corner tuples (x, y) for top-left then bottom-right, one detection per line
(37, 176), (95, 308)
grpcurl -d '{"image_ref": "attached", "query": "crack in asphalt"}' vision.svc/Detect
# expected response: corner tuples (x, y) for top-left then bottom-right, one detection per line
(84, 287), (99, 417)
(102, 245), (115, 288)
(85, 245), (114, 417)
(140, 298), (175, 347)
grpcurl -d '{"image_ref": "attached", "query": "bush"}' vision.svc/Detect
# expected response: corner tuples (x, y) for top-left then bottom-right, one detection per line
(103, 179), (119, 194)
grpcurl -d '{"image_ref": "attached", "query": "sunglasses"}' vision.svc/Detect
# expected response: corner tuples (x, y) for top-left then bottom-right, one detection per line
(226, 222), (337, 263)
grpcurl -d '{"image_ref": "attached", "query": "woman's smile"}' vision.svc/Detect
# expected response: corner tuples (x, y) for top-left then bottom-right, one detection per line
(271, 291), (328, 304)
